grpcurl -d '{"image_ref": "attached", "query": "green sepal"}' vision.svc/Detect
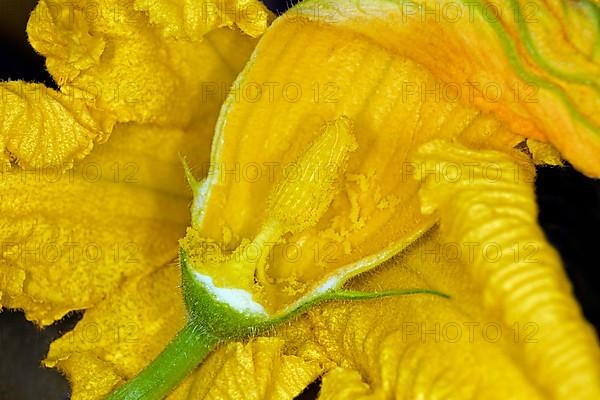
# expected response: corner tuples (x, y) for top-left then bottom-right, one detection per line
(271, 288), (450, 326)
(181, 249), (272, 339)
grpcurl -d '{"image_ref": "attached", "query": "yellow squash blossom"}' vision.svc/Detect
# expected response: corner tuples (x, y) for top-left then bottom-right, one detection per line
(1, 0), (599, 399)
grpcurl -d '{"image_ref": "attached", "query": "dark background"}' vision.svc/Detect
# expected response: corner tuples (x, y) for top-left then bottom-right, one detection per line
(1, 1), (598, 399)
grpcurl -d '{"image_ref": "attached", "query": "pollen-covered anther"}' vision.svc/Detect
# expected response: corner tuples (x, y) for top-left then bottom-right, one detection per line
(251, 116), (358, 284)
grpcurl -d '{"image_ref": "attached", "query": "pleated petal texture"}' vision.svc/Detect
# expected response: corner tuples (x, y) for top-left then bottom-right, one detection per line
(26, 0), (264, 126)
(0, 124), (203, 325)
(0, 82), (102, 169)
(134, 0), (271, 39)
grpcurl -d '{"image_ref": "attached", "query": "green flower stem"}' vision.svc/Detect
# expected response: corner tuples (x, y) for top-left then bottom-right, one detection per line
(107, 323), (219, 400)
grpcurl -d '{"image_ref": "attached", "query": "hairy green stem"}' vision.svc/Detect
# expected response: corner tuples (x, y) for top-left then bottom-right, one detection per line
(107, 323), (219, 400)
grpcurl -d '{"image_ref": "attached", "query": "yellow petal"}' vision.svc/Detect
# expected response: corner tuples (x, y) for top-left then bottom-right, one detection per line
(0, 82), (103, 169)
(134, 0), (271, 39)
(412, 140), (600, 398)
(0, 124), (203, 325)
(55, 354), (122, 400)
(318, 368), (373, 399)
(291, 0), (600, 176)
(526, 138), (564, 166)
(175, 337), (322, 400)
(3, 5), (259, 169)
(45, 265), (186, 398)
(27, 1), (261, 127)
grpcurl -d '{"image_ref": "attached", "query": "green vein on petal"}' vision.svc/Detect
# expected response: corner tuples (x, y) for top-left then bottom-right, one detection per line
(508, 0), (600, 95)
